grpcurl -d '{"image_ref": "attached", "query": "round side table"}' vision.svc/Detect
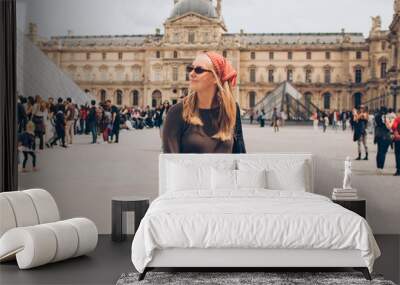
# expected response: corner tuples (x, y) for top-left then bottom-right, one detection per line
(111, 196), (149, 242)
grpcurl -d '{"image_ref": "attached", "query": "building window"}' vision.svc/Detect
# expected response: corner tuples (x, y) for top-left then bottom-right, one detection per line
(355, 68), (362, 83)
(223, 50), (227, 58)
(288, 51), (293, 60)
(269, 52), (274, 60)
(102, 52), (106, 60)
(249, 91), (256, 108)
(186, 69), (190, 81)
(381, 62), (387, 79)
(116, 90), (123, 105)
(287, 69), (293, 82)
(324, 69), (331, 84)
(325, 51), (331, 60)
(156, 51), (161, 58)
(172, 67), (178, 81)
(100, 89), (107, 103)
(118, 52), (123, 60)
(250, 68), (256, 83)
(132, 90), (139, 106)
(268, 69), (274, 83)
(188, 32), (195, 43)
(305, 69), (312, 83)
(86, 52), (91, 60)
(323, 93), (331, 110)
(306, 51), (312, 60)
(173, 51), (178, 58)
(356, 51), (362, 60)
(251, 51), (256, 60)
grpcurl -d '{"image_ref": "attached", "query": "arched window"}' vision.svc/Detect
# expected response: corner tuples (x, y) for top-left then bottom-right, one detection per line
(249, 91), (256, 108)
(132, 90), (139, 106)
(116, 90), (123, 105)
(152, 90), (162, 108)
(323, 93), (331, 110)
(381, 62), (387, 79)
(324, 69), (331, 84)
(250, 68), (256, 83)
(173, 51), (178, 58)
(100, 89), (107, 103)
(353, 92), (363, 109)
(355, 67), (362, 83)
(188, 32), (195, 43)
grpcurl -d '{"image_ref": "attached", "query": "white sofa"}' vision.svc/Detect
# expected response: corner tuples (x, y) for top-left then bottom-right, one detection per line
(0, 189), (98, 269)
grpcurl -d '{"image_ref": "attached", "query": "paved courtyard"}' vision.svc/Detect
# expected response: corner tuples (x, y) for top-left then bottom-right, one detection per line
(18, 124), (399, 234)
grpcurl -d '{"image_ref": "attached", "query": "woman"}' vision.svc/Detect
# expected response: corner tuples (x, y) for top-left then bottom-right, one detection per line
(374, 106), (393, 175)
(353, 105), (369, 160)
(162, 51), (246, 154)
(32, 95), (46, 150)
(159, 101), (170, 138)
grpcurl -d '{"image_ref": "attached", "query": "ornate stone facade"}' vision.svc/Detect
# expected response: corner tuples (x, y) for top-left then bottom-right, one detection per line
(30, 0), (399, 111)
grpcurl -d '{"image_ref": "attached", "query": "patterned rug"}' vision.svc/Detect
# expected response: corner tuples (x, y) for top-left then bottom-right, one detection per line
(116, 271), (396, 285)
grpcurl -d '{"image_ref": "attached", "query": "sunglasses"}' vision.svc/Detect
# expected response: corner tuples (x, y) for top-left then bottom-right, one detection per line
(186, 65), (212, 74)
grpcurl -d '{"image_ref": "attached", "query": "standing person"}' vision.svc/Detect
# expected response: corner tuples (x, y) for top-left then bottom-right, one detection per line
(87, 100), (98, 144)
(17, 96), (27, 133)
(272, 107), (279, 132)
(374, 107), (392, 174)
(312, 111), (318, 130)
(391, 109), (400, 176)
(159, 101), (170, 139)
(65, 98), (76, 145)
(111, 104), (121, 143)
(249, 108), (254, 125)
(50, 98), (67, 148)
(26, 96), (34, 121)
(353, 106), (369, 160)
(32, 95), (46, 150)
(259, 109), (265, 128)
(332, 109), (339, 131)
(79, 105), (88, 135)
(103, 100), (113, 143)
(18, 121), (37, 172)
(340, 110), (348, 131)
(162, 51), (246, 154)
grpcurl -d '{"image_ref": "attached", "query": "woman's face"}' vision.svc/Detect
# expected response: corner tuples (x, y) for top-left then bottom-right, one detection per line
(189, 54), (217, 93)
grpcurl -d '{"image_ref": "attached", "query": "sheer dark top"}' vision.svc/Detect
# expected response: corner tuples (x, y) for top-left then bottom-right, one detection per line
(162, 102), (246, 154)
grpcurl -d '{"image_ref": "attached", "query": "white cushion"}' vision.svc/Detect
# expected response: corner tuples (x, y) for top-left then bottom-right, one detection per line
(1, 192), (39, 227)
(211, 168), (237, 191)
(0, 196), (17, 237)
(166, 159), (235, 192)
(238, 159), (307, 191)
(237, 169), (267, 189)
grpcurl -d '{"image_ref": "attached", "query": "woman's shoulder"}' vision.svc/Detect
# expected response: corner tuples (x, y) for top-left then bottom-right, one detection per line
(167, 102), (184, 116)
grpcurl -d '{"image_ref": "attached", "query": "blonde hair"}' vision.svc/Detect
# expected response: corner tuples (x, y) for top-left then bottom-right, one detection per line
(182, 55), (237, 142)
(26, 121), (35, 134)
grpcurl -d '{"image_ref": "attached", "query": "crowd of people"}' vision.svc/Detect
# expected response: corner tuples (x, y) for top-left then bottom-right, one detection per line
(16, 95), (400, 176)
(247, 105), (400, 176)
(16, 95), (172, 172)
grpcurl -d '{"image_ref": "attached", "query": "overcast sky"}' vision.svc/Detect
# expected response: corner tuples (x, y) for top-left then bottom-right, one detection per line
(17, 0), (394, 39)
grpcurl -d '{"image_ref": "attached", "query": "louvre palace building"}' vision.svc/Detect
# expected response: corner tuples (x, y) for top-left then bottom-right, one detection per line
(28, 0), (400, 112)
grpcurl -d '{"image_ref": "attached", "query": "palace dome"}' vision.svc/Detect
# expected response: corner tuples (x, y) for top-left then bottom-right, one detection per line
(169, 0), (218, 19)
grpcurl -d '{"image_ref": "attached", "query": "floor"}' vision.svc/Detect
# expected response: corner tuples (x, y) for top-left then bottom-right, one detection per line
(0, 235), (398, 285)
